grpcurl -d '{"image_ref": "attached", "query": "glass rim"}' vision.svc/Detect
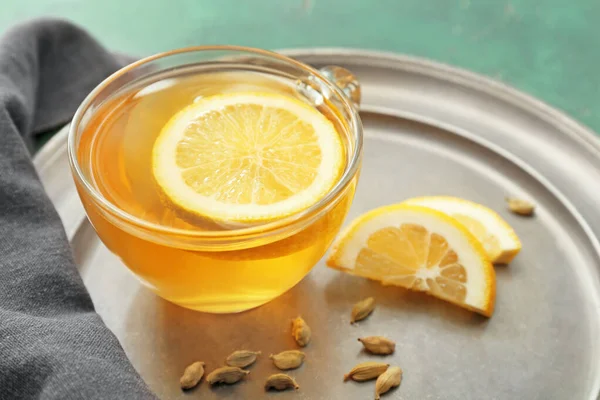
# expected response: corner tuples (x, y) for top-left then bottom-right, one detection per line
(67, 45), (363, 241)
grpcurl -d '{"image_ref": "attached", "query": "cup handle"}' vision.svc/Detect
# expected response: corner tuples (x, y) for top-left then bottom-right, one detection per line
(318, 66), (361, 108)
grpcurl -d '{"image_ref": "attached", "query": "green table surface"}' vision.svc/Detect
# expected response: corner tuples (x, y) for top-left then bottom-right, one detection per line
(2, 0), (600, 135)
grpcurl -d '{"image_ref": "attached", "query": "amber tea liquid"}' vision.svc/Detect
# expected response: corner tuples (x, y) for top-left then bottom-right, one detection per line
(76, 69), (356, 312)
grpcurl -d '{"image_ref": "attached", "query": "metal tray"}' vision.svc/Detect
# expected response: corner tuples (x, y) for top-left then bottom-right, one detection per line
(34, 49), (600, 400)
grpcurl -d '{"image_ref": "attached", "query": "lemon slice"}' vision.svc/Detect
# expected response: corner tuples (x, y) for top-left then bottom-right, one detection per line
(403, 196), (522, 264)
(327, 204), (496, 316)
(152, 92), (344, 223)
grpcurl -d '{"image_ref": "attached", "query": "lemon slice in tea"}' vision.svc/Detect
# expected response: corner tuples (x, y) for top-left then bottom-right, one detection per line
(152, 92), (344, 224)
(327, 204), (496, 317)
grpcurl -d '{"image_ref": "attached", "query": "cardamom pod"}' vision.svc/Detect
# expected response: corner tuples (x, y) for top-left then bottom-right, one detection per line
(291, 316), (311, 347)
(269, 350), (305, 370)
(179, 361), (205, 390)
(343, 361), (389, 382)
(506, 197), (535, 216)
(351, 297), (375, 324)
(225, 350), (261, 368)
(206, 366), (249, 385)
(358, 336), (396, 355)
(375, 366), (402, 399)
(264, 373), (300, 391)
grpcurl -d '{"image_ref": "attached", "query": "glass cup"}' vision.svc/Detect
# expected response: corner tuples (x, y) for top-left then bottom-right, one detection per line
(68, 46), (363, 313)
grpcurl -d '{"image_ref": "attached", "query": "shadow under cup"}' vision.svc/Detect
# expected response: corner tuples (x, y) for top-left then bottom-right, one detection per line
(68, 46), (363, 313)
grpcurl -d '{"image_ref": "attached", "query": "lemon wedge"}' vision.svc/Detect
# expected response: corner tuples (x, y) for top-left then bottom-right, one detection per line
(327, 204), (496, 317)
(152, 92), (344, 224)
(403, 196), (522, 264)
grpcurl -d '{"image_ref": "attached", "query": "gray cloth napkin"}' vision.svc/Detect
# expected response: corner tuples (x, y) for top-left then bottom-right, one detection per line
(0, 19), (157, 399)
